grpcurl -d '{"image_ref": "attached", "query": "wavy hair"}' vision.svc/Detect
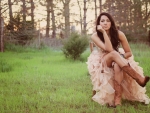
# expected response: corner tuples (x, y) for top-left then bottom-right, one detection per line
(96, 12), (120, 51)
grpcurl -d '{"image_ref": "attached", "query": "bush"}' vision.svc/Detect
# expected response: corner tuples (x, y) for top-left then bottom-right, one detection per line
(62, 32), (89, 60)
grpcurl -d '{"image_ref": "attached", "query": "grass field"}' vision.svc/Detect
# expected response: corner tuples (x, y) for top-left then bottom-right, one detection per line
(0, 43), (150, 113)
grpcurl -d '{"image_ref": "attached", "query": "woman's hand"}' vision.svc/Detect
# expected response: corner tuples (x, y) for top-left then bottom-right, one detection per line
(97, 25), (105, 33)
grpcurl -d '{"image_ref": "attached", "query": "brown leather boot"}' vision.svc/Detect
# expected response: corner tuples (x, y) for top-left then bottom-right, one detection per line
(114, 80), (122, 107)
(92, 90), (96, 96)
(122, 64), (150, 87)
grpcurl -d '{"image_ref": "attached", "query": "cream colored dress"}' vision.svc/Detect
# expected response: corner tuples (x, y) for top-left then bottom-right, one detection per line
(86, 45), (150, 106)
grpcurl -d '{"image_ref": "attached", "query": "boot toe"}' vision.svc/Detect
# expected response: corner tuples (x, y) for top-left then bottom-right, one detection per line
(141, 76), (150, 87)
(145, 76), (150, 83)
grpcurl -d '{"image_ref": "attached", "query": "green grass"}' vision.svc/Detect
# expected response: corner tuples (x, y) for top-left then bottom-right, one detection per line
(0, 43), (150, 113)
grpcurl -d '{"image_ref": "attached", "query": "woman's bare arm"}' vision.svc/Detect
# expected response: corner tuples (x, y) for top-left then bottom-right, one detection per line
(91, 26), (114, 52)
(102, 31), (114, 52)
(91, 33), (105, 50)
(97, 25), (114, 52)
(118, 31), (132, 59)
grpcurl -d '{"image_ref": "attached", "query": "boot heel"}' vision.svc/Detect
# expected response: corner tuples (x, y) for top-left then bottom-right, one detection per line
(142, 76), (150, 87)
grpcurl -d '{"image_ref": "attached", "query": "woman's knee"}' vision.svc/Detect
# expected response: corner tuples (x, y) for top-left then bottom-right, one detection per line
(108, 51), (120, 59)
(104, 51), (120, 67)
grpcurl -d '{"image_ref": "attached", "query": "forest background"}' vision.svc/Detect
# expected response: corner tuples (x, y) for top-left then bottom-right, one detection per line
(0, 0), (150, 51)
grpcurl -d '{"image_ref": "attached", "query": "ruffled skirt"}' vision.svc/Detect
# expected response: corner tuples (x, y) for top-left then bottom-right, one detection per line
(86, 48), (150, 105)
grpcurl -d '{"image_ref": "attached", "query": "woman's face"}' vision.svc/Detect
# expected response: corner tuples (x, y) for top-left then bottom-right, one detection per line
(99, 15), (111, 31)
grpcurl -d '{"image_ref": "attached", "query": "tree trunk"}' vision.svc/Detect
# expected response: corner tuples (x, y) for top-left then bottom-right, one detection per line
(83, 0), (87, 35)
(63, 0), (70, 38)
(149, 30), (150, 45)
(0, 1), (4, 52)
(77, 0), (83, 32)
(133, 0), (143, 35)
(94, 0), (97, 20)
(50, 0), (56, 38)
(99, 0), (102, 14)
(22, 0), (26, 30)
(144, 0), (149, 30)
(0, 17), (4, 52)
(8, 0), (14, 32)
(45, 0), (51, 38)
(30, 0), (34, 29)
(129, 0), (132, 33)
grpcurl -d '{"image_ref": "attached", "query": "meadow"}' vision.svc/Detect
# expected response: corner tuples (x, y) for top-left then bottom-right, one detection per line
(0, 43), (150, 113)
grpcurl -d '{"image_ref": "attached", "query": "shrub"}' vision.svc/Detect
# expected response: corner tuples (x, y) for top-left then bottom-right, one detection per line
(62, 32), (89, 60)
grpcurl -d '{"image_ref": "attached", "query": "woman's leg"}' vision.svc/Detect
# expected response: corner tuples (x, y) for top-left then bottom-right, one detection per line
(114, 63), (123, 84)
(103, 51), (128, 68)
(113, 63), (123, 107)
(92, 51), (125, 97)
(103, 50), (150, 87)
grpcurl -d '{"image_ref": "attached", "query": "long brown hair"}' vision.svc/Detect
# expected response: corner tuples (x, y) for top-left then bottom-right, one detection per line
(96, 12), (120, 51)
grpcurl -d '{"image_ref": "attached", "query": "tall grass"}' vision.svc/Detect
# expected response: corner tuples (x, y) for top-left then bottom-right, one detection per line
(0, 43), (150, 113)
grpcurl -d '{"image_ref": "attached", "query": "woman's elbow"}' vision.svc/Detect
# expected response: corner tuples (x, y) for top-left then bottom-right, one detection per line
(102, 46), (114, 52)
(129, 52), (132, 57)
(105, 48), (114, 53)
(126, 52), (132, 58)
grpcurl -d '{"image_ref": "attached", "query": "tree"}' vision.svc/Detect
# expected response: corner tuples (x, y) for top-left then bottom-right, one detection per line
(94, 0), (97, 20)
(83, 0), (87, 34)
(30, 0), (35, 29)
(98, 0), (102, 14)
(8, 0), (14, 32)
(45, 0), (51, 38)
(0, 17), (4, 52)
(76, 0), (83, 32)
(62, 0), (71, 38)
(21, 0), (26, 31)
(141, 0), (150, 32)
(50, 0), (56, 38)
(0, 0), (5, 52)
(39, 0), (56, 38)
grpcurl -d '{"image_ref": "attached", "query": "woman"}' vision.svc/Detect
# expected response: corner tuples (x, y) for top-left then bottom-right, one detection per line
(87, 12), (150, 107)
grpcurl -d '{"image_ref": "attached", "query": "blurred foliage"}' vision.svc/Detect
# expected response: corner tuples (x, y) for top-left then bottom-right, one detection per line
(62, 32), (89, 60)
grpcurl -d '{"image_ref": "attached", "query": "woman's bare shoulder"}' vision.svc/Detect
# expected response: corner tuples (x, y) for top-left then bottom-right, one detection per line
(118, 30), (125, 36)
(91, 32), (98, 39)
(118, 30), (126, 41)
